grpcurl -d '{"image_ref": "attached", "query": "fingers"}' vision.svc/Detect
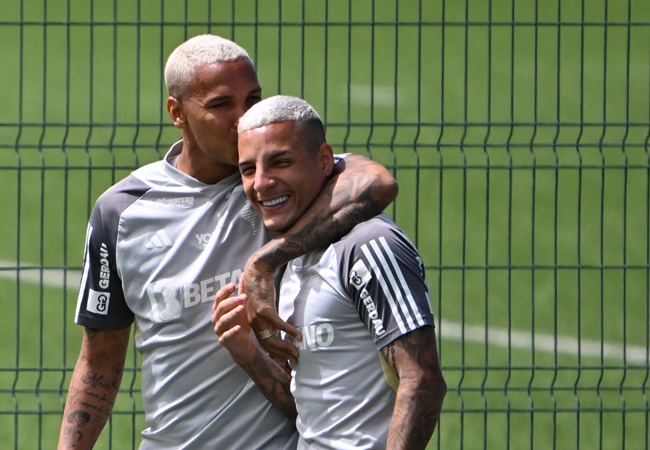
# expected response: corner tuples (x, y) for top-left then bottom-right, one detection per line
(213, 295), (258, 365)
(214, 279), (300, 364)
(212, 282), (237, 312)
(258, 335), (300, 364)
(212, 295), (247, 334)
(252, 315), (301, 363)
(238, 275), (246, 294)
(217, 323), (244, 342)
(258, 309), (302, 341)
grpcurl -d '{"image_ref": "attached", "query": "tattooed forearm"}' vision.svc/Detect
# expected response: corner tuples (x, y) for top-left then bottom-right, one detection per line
(241, 348), (296, 419)
(58, 327), (130, 450)
(286, 157), (391, 254)
(60, 369), (122, 449)
(381, 326), (447, 450)
(250, 155), (397, 271)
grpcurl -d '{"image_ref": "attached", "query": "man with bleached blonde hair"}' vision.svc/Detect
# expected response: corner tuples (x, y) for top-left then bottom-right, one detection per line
(214, 95), (446, 450)
(58, 35), (397, 449)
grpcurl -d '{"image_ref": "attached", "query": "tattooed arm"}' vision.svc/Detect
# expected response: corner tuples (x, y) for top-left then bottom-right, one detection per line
(57, 326), (130, 450)
(245, 154), (398, 359)
(380, 325), (447, 450)
(212, 283), (296, 418)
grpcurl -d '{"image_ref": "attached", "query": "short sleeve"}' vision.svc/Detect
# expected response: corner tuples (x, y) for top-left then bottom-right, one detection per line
(337, 216), (434, 349)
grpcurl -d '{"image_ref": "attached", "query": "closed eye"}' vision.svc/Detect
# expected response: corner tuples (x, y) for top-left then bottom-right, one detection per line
(239, 164), (255, 177)
(204, 94), (231, 109)
(273, 159), (292, 168)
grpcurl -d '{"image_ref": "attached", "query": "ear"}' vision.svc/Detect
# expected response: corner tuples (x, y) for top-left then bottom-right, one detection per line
(318, 142), (335, 177)
(167, 96), (184, 129)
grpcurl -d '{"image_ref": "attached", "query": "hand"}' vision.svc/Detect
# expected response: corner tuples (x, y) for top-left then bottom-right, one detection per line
(243, 257), (301, 363)
(212, 282), (257, 365)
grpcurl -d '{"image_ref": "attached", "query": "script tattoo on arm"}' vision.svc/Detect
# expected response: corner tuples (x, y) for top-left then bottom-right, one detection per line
(240, 348), (296, 419)
(58, 326), (131, 450)
(380, 326), (447, 450)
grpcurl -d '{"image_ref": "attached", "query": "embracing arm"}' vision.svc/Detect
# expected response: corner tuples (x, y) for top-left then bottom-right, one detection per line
(245, 154), (398, 357)
(252, 154), (397, 268)
(380, 325), (447, 450)
(57, 326), (130, 450)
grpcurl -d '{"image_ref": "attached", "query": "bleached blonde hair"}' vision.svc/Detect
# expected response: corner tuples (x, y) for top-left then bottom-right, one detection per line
(238, 95), (323, 138)
(164, 34), (253, 98)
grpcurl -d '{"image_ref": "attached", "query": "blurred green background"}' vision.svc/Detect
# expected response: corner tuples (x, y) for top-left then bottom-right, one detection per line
(1, 0), (649, 448)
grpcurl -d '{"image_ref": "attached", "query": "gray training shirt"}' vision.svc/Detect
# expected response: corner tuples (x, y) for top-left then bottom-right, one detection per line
(278, 215), (435, 450)
(75, 141), (298, 449)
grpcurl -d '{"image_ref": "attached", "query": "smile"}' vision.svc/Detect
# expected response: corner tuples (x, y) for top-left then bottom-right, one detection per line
(261, 195), (288, 207)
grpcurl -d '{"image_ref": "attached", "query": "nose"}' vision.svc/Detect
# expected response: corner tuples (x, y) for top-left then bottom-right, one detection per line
(254, 168), (275, 193)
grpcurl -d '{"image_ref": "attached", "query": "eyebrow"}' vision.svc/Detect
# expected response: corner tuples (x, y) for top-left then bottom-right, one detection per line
(203, 94), (230, 106)
(238, 158), (253, 168)
(204, 88), (262, 106)
(239, 149), (290, 168)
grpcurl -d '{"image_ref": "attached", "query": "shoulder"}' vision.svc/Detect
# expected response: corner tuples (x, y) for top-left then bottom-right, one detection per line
(91, 163), (160, 226)
(102, 172), (151, 198)
(95, 174), (150, 212)
(332, 214), (426, 279)
(336, 214), (406, 251)
(95, 158), (170, 207)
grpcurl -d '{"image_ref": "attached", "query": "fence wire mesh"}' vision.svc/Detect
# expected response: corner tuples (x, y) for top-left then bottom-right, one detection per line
(0, 1), (648, 449)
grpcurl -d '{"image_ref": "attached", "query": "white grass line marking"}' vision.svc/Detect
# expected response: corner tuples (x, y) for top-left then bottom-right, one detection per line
(2, 260), (646, 364)
(440, 320), (649, 365)
(0, 259), (81, 290)
(349, 84), (405, 106)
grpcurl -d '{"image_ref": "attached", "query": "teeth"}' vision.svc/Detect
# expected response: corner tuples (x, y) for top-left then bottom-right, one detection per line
(262, 195), (288, 207)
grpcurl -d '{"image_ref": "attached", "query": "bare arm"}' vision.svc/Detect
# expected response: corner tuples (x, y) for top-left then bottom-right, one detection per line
(212, 283), (296, 418)
(245, 154), (398, 359)
(237, 346), (296, 419)
(380, 325), (447, 450)
(57, 326), (131, 450)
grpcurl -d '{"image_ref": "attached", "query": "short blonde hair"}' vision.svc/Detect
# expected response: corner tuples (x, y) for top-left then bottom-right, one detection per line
(238, 95), (327, 151)
(238, 95), (322, 134)
(164, 34), (253, 98)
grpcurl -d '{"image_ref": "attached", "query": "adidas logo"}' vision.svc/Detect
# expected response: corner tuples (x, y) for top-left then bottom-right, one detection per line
(146, 230), (173, 249)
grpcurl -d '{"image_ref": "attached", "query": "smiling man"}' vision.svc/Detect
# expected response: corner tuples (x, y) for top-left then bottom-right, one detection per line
(238, 119), (333, 232)
(59, 35), (398, 450)
(213, 95), (447, 450)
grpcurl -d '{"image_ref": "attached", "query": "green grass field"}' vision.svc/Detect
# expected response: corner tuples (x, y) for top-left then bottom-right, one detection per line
(1, 0), (649, 448)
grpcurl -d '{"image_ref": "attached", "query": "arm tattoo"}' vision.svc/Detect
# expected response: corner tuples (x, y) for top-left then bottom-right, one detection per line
(381, 326), (447, 450)
(59, 327), (130, 449)
(241, 349), (296, 419)
(286, 162), (379, 253)
(254, 156), (396, 270)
